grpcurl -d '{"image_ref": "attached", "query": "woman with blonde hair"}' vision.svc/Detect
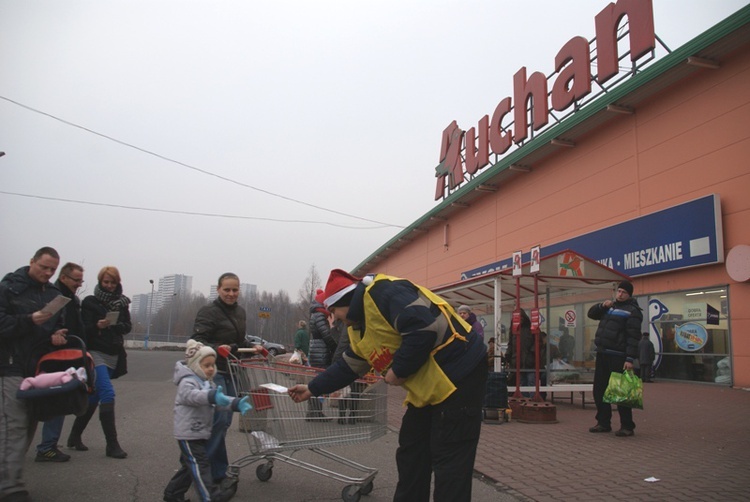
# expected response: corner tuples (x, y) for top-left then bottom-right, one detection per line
(69, 266), (131, 458)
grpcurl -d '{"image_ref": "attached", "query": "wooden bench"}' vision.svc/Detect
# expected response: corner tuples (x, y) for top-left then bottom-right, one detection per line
(514, 384), (594, 408)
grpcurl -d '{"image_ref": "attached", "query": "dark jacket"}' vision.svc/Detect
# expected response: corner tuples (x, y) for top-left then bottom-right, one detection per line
(309, 278), (486, 396)
(55, 279), (84, 342)
(587, 298), (643, 362)
(558, 332), (575, 361)
(308, 301), (337, 369)
(639, 336), (655, 365)
(465, 312), (485, 339)
(331, 319), (350, 364)
(82, 294), (132, 356)
(505, 312), (534, 369)
(0, 267), (64, 377)
(191, 299), (248, 374)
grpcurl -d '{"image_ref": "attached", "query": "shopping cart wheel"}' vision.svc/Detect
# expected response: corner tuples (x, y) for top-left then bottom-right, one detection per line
(360, 481), (373, 495)
(341, 484), (361, 502)
(256, 463), (273, 482)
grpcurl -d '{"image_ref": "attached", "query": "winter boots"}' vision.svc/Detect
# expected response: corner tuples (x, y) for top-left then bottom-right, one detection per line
(66, 401), (127, 458)
(99, 402), (127, 459)
(67, 402), (98, 451)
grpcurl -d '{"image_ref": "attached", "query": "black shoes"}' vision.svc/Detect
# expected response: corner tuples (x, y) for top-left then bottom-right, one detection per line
(589, 424), (634, 436)
(0, 490), (31, 502)
(106, 443), (128, 459)
(67, 436), (88, 451)
(35, 447), (71, 462)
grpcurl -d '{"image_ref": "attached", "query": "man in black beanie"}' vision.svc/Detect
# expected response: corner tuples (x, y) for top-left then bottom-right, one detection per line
(587, 280), (643, 437)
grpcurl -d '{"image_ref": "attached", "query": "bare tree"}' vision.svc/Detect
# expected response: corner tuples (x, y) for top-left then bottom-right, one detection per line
(298, 264), (322, 307)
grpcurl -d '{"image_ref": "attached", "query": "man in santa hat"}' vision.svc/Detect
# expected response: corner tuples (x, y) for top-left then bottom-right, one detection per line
(289, 270), (487, 502)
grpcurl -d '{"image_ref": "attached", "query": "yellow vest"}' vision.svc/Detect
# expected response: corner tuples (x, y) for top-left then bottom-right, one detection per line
(347, 274), (470, 407)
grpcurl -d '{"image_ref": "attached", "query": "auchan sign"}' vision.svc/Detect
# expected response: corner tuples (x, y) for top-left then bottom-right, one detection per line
(435, 0), (655, 200)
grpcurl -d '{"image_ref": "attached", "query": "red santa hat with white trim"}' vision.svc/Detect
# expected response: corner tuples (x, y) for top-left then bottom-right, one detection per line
(323, 269), (361, 309)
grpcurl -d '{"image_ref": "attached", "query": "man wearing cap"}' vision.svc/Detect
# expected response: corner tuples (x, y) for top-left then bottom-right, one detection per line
(587, 280), (643, 437)
(289, 269), (487, 502)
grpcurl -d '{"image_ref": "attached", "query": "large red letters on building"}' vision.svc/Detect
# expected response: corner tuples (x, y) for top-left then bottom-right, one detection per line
(435, 0), (655, 200)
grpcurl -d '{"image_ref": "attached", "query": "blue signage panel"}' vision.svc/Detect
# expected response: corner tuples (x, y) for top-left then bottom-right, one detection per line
(462, 194), (723, 280)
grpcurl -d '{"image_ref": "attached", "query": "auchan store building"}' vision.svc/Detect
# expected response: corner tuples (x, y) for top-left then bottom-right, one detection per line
(351, 2), (750, 387)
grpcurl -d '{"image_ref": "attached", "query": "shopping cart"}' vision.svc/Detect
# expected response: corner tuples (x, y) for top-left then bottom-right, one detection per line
(226, 353), (388, 502)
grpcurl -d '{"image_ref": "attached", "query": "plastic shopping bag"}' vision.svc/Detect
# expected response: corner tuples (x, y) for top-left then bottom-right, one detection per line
(289, 349), (303, 365)
(603, 369), (643, 409)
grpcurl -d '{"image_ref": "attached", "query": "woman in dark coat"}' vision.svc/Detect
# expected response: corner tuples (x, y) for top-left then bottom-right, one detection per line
(306, 289), (338, 419)
(69, 266), (131, 458)
(308, 289), (338, 369)
(191, 272), (258, 489)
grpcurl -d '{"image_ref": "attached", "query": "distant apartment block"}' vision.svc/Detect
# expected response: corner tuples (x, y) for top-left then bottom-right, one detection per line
(131, 292), (157, 320)
(240, 283), (257, 301)
(157, 274), (193, 311)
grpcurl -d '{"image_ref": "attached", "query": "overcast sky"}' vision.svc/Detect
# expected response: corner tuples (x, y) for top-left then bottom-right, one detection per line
(1, 0), (747, 300)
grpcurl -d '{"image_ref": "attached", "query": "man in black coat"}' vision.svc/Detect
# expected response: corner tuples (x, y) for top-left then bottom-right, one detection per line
(35, 262), (86, 463)
(587, 280), (643, 437)
(0, 247), (68, 501)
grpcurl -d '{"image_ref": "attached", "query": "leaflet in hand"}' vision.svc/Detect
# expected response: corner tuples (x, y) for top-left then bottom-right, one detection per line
(41, 296), (71, 316)
(260, 383), (288, 393)
(105, 311), (120, 324)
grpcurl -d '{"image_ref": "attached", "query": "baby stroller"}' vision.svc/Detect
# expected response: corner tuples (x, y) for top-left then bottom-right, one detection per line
(17, 335), (96, 422)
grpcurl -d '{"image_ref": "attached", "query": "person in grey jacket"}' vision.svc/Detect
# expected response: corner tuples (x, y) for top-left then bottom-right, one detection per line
(163, 340), (251, 502)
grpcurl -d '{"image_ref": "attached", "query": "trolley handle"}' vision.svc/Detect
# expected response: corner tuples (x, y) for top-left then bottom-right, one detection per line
(218, 345), (271, 360)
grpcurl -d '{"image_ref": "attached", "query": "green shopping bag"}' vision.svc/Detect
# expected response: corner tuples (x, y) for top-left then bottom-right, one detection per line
(603, 369), (643, 409)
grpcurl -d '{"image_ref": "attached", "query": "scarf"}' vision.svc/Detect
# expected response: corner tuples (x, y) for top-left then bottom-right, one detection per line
(94, 284), (131, 311)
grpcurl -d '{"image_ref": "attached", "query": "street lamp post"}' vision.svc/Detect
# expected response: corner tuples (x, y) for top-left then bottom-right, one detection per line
(145, 279), (154, 349)
(167, 293), (177, 343)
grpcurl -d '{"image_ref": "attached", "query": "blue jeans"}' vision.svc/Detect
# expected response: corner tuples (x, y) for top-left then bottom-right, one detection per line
(36, 415), (65, 453)
(206, 372), (235, 481)
(92, 365), (116, 404)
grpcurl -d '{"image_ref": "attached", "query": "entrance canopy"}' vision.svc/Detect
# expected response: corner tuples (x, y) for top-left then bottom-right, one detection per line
(434, 250), (631, 311)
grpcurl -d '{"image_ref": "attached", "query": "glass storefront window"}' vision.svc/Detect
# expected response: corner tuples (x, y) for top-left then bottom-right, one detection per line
(647, 287), (730, 384)
(489, 285), (731, 386)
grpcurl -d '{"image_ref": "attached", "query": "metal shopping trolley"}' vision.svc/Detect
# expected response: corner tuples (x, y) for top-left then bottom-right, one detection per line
(226, 354), (388, 502)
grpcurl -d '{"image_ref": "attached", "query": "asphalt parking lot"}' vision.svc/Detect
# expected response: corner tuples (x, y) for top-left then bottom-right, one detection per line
(23, 349), (513, 502)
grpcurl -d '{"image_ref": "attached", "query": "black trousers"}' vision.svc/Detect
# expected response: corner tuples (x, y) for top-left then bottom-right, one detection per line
(394, 357), (487, 502)
(164, 439), (221, 502)
(593, 352), (635, 430)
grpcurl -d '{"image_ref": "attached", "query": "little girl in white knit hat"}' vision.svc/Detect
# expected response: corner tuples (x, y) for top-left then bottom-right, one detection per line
(163, 340), (251, 502)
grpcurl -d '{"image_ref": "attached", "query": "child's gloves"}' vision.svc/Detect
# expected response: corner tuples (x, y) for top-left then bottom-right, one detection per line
(237, 396), (253, 415)
(214, 385), (232, 407)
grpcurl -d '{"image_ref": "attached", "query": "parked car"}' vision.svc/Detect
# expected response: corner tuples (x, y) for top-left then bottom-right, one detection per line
(245, 335), (287, 356)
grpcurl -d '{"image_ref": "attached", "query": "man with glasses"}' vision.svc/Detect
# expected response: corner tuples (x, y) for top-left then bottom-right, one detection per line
(34, 263), (85, 463)
(1, 247), (68, 502)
